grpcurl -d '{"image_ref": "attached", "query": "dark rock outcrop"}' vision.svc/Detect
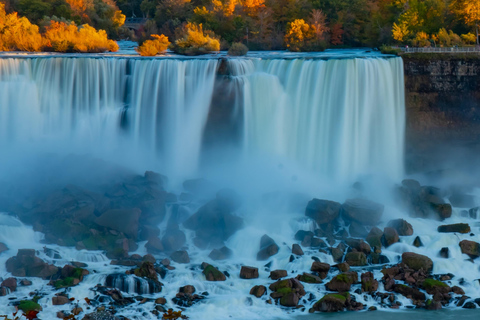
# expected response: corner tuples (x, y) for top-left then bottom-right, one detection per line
(325, 272), (358, 292)
(257, 235), (279, 260)
(401, 252), (433, 273)
(341, 198), (384, 225)
(387, 219), (414, 236)
(305, 199), (341, 225)
(240, 266), (259, 279)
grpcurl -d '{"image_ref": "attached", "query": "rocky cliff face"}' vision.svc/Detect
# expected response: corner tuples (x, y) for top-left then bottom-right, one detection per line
(403, 55), (480, 175)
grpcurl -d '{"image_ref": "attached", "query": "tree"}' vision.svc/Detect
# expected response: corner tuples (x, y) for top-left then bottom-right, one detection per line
(172, 22), (220, 54)
(451, 0), (480, 45)
(136, 33), (170, 55)
(392, 20), (409, 42)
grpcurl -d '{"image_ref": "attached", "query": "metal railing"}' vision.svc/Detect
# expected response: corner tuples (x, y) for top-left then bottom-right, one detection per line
(394, 46), (480, 53)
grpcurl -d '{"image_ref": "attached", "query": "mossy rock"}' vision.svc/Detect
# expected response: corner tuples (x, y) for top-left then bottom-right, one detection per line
(276, 287), (293, 295)
(18, 300), (42, 312)
(423, 278), (448, 289)
(314, 293), (350, 312)
(203, 264), (226, 281)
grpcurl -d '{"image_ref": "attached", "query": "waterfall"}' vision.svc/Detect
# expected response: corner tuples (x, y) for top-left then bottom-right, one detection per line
(230, 57), (405, 182)
(0, 56), (404, 182)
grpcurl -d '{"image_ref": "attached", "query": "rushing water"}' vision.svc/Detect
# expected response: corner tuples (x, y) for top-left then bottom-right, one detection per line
(0, 55), (404, 183)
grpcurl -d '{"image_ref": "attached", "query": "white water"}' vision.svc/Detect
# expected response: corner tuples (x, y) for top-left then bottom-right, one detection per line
(0, 56), (404, 184)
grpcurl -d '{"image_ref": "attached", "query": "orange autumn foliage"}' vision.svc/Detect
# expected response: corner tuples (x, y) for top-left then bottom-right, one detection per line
(44, 21), (119, 52)
(136, 34), (170, 56)
(0, 4), (118, 53)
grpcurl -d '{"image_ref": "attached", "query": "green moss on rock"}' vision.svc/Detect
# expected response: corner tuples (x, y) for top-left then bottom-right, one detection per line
(18, 300), (42, 312)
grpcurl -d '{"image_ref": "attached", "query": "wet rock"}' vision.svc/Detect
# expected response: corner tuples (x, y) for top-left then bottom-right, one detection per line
(421, 278), (450, 296)
(425, 299), (442, 310)
(161, 229), (186, 252)
(330, 245), (345, 262)
(334, 262), (350, 272)
(463, 301), (477, 309)
(439, 247), (449, 258)
(82, 310), (119, 320)
(393, 284), (426, 301)
(366, 227), (383, 252)
(402, 179), (421, 192)
(240, 266), (259, 279)
(312, 293), (350, 312)
(341, 198), (384, 225)
(256, 235), (279, 261)
(344, 252), (367, 266)
(0, 242), (8, 254)
(6, 249), (59, 278)
(459, 240), (480, 259)
(387, 219), (414, 236)
(145, 237), (164, 254)
(297, 272), (322, 284)
(310, 262), (330, 279)
(413, 236), (423, 247)
(94, 208), (141, 240)
(183, 192), (243, 247)
(399, 184), (452, 220)
(20, 279), (32, 286)
(325, 272), (358, 292)
(349, 221), (368, 238)
(269, 278), (306, 307)
(173, 285), (205, 307)
(305, 199), (341, 225)
(270, 269), (288, 280)
(295, 230), (313, 243)
(369, 253), (389, 264)
(437, 223), (471, 234)
(51, 265), (89, 288)
(132, 261), (158, 281)
(208, 246), (233, 260)
(52, 295), (70, 305)
(452, 286), (465, 295)
(250, 285), (266, 298)
(346, 238), (371, 254)
(361, 272), (378, 292)
(292, 244), (304, 255)
(469, 207), (479, 219)
(382, 227), (399, 247)
(202, 263), (226, 281)
(401, 252), (433, 273)
(1, 278), (16, 292)
(170, 250), (190, 264)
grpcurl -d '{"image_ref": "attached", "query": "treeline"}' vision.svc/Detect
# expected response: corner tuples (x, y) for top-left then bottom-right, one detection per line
(0, 3), (119, 52)
(126, 0), (479, 50)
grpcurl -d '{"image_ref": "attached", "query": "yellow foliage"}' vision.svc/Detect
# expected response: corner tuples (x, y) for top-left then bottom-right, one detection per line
(392, 21), (409, 42)
(243, 0), (264, 15)
(43, 21), (118, 52)
(461, 32), (477, 44)
(284, 19), (316, 51)
(174, 22), (220, 55)
(0, 3), (44, 52)
(211, 0), (240, 16)
(137, 34), (170, 56)
(112, 10), (126, 28)
(412, 31), (430, 47)
(452, 0), (480, 26)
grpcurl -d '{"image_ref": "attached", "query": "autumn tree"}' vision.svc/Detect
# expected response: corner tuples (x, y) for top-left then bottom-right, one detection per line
(136, 33), (170, 55)
(172, 22), (220, 54)
(451, 0), (480, 45)
(284, 18), (325, 51)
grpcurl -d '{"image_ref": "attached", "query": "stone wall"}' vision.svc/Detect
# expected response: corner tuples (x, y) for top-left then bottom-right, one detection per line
(403, 54), (480, 173)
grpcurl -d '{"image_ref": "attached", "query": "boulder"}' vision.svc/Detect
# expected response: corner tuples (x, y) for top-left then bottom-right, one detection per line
(421, 278), (450, 295)
(94, 208), (141, 240)
(382, 227), (399, 247)
(437, 223), (471, 234)
(393, 284), (426, 302)
(334, 262), (350, 272)
(361, 272), (378, 292)
(296, 273), (323, 284)
(366, 227), (383, 252)
(305, 199), (341, 225)
(425, 299), (442, 310)
(349, 221), (368, 238)
(413, 236), (423, 247)
(292, 244), (304, 255)
(170, 251), (190, 264)
(202, 264), (226, 281)
(387, 219), (413, 236)
(208, 246), (233, 260)
(256, 235), (279, 261)
(310, 262), (330, 279)
(401, 252), (433, 273)
(346, 238), (371, 254)
(133, 261), (158, 281)
(269, 278), (306, 307)
(183, 193), (243, 247)
(459, 240), (480, 259)
(52, 295), (70, 305)
(161, 229), (186, 252)
(6, 249), (59, 279)
(341, 198), (384, 225)
(325, 272), (358, 292)
(0, 242), (8, 254)
(145, 237), (164, 254)
(240, 266), (259, 279)
(312, 293), (350, 312)
(270, 269), (288, 280)
(344, 252), (367, 266)
(250, 285), (266, 298)
(330, 244), (345, 262)
(1, 278), (16, 292)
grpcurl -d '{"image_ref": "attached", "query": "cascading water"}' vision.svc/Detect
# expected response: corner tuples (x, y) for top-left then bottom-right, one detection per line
(0, 55), (404, 183)
(230, 57), (405, 182)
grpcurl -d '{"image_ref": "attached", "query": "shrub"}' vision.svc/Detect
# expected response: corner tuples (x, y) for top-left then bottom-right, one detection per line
(379, 44), (401, 55)
(0, 3), (44, 51)
(461, 33), (477, 44)
(173, 22), (220, 55)
(412, 31), (430, 47)
(136, 34), (170, 56)
(227, 42), (248, 56)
